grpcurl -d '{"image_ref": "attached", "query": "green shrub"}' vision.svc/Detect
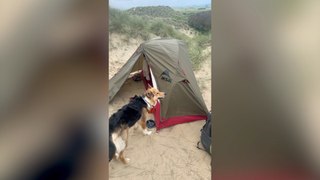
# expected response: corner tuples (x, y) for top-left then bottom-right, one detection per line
(127, 16), (150, 40)
(109, 8), (130, 34)
(194, 33), (211, 48)
(149, 20), (175, 38)
(188, 10), (211, 32)
(188, 41), (208, 70)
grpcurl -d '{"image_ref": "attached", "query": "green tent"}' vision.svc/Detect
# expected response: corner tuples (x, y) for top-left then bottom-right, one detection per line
(109, 38), (208, 130)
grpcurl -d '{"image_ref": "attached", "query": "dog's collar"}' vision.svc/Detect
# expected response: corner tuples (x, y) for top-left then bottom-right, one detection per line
(142, 96), (155, 110)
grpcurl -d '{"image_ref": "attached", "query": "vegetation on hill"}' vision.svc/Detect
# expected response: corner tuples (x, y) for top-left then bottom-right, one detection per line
(109, 8), (150, 40)
(127, 6), (189, 29)
(188, 10), (211, 32)
(109, 6), (211, 70)
(127, 6), (177, 18)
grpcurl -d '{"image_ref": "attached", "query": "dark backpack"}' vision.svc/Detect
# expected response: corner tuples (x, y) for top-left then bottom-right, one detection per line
(197, 112), (212, 154)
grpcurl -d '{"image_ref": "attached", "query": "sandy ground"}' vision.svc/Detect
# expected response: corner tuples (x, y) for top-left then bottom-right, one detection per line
(109, 34), (145, 79)
(109, 33), (211, 180)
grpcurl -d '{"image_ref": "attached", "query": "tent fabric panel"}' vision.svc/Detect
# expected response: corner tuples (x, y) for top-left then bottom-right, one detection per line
(157, 115), (207, 130)
(154, 101), (161, 130)
(108, 50), (142, 102)
(143, 40), (186, 77)
(175, 41), (209, 113)
(160, 81), (207, 119)
(131, 55), (144, 73)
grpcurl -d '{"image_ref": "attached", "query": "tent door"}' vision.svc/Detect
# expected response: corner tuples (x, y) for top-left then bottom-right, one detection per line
(141, 57), (153, 88)
(140, 60), (162, 130)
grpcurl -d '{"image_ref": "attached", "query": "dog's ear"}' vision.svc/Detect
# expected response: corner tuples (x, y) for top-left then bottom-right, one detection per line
(147, 84), (152, 89)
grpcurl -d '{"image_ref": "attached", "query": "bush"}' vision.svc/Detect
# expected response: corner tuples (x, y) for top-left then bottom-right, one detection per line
(189, 47), (202, 69)
(127, 16), (150, 40)
(188, 41), (208, 70)
(188, 10), (211, 32)
(110, 8), (150, 40)
(194, 33), (211, 48)
(149, 20), (182, 39)
(109, 8), (130, 34)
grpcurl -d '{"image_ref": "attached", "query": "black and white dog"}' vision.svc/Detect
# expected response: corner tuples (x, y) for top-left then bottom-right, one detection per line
(109, 86), (165, 163)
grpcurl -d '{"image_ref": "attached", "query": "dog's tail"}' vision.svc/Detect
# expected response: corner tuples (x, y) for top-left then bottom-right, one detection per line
(109, 137), (116, 161)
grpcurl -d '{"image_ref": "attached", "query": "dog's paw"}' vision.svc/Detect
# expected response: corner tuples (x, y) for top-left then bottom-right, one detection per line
(143, 129), (153, 135)
(121, 157), (130, 164)
(115, 153), (119, 159)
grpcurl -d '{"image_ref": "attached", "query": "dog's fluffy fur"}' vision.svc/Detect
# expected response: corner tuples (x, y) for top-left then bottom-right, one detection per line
(109, 86), (165, 163)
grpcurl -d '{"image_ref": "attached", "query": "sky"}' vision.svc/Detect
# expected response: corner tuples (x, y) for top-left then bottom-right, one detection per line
(109, 0), (211, 10)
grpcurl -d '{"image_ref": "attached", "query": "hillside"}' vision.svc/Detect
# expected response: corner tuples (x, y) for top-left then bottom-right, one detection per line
(109, 6), (211, 70)
(127, 6), (178, 18)
(127, 6), (188, 29)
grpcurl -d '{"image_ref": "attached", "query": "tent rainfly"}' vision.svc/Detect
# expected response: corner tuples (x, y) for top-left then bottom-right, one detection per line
(109, 38), (208, 130)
